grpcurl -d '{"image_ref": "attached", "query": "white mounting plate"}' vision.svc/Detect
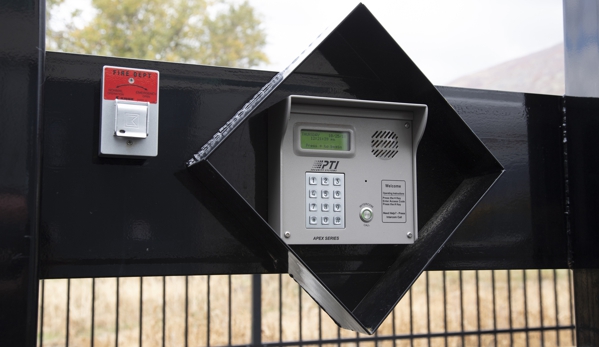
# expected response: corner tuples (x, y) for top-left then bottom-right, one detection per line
(99, 66), (159, 158)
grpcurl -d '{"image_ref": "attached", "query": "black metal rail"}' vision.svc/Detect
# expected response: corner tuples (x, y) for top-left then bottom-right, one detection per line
(255, 326), (577, 347)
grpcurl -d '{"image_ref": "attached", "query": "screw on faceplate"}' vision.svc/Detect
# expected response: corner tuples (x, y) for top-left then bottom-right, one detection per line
(284, 231), (291, 238)
(129, 78), (134, 84)
(404, 122), (411, 129)
(127, 140), (133, 146)
(407, 232), (413, 239)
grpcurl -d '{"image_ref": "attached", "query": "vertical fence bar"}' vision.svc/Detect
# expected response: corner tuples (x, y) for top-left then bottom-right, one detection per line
(228, 275), (232, 346)
(115, 278), (119, 347)
(410, 286), (414, 347)
(538, 270), (544, 346)
(492, 271), (497, 347)
(460, 271), (464, 347)
(162, 276), (166, 347)
(553, 269), (560, 346)
(279, 274), (283, 344)
(91, 278), (95, 347)
(299, 285), (303, 344)
(523, 270), (529, 347)
(318, 307), (322, 347)
(475, 270), (480, 347)
(508, 270), (513, 346)
(39, 280), (44, 347)
(392, 306), (396, 347)
(185, 276), (189, 347)
(251, 274), (261, 347)
(568, 270), (574, 346)
(66, 279), (71, 347)
(443, 271), (447, 347)
(426, 272), (431, 347)
(139, 278), (143, 347)
(207, 275), (211, 347)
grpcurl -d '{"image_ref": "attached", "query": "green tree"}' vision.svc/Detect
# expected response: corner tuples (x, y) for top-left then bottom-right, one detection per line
(46, 0), (268, 68)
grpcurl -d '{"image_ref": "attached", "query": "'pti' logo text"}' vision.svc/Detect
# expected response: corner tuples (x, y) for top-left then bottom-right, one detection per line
(312, 160), (340, 171)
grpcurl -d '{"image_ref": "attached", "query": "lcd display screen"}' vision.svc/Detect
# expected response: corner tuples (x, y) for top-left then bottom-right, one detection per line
(300, 129), (350, 151)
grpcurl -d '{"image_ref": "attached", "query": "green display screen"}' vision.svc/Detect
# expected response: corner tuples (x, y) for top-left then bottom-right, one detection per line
(300, 129), (350, 151)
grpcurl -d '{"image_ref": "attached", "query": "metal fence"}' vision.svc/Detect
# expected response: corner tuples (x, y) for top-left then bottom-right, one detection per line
(37, 269), (574, 347)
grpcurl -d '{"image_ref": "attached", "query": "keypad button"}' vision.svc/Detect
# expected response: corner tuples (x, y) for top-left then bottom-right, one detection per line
(321, 190), (329, 198)
(322, 203), (329, 212)
(334, 203), (341, 212)
(322, 177), (329, 185)
(309, 203), (317, 211)
(309, 216), (318, 225)
(333, 190), (341, 199)
(309, 190), (317, 198)
(333, 177), (342, 186)
(334, 216), (342, 225)
(322, 216), (330, 225)
(309, 176), (317, 185)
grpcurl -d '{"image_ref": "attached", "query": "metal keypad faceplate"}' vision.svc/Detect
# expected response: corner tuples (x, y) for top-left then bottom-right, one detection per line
(268, 95), (427, 244)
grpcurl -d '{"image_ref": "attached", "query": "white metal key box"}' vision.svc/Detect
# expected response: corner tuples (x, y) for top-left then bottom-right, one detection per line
(269, 95), (427, 245)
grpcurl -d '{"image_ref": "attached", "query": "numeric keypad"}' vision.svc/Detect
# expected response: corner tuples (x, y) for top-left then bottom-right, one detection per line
(306, 173), (345, 229)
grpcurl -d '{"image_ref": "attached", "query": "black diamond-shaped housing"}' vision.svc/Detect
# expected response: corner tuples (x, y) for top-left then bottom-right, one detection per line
(187, 3), (503, 334)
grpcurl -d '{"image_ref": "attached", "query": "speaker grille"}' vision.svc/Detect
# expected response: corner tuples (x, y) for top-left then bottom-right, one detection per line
(371, 130), (399, 159)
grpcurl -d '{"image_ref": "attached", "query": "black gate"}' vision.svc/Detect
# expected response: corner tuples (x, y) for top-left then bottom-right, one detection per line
(3, 1), (599, 346)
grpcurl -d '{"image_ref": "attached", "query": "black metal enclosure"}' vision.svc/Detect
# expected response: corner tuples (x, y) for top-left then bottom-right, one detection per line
(2, 0), (599, 346)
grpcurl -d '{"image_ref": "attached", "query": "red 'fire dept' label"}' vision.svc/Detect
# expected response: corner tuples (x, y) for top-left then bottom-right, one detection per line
(103, 66), (158, 103)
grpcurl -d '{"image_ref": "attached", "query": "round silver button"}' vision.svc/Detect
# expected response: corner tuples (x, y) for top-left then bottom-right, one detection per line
(360, 207), (373, 223)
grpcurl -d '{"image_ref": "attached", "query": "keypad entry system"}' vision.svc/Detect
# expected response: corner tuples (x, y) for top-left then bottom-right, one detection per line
(268, 96), (427, 245)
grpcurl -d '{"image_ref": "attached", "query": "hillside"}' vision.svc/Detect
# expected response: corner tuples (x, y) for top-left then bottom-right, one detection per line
(447, 43), (564, 95)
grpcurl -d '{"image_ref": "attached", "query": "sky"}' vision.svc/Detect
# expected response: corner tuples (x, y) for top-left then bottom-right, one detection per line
(52, 0), (564, 85)
(249, 0), (564, 84)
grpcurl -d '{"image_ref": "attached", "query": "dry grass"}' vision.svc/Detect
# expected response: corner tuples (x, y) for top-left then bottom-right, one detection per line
(37, 270), (574, 347)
